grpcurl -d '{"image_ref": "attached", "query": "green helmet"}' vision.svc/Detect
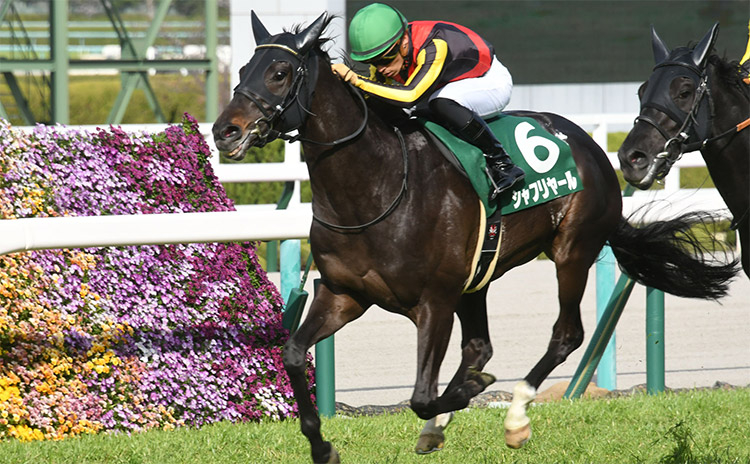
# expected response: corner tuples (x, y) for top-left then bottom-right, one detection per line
(348, 3), (407, 62)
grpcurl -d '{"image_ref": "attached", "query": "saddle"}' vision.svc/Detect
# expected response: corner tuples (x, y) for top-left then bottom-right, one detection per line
(419, 113), (583, 292)
(420, 113), (582, 217)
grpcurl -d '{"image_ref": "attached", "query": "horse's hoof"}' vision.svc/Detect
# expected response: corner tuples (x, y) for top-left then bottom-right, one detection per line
(314, 443), (340, 464)
(505, 424), (532, 449)
(468, 366), (496, 389)
(415, 432), (445, 454)
(327, 446), (341, 463)
(478, 371), (496, 388)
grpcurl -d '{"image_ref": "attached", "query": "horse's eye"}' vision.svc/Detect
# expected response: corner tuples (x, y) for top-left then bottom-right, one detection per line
(274, 70), (288, 81)
(678, 90), (691, 99)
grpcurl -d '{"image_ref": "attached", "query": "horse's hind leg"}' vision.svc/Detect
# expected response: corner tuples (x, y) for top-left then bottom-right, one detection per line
(504, 251), (595, 449)
(415, 289), (495, 454)
(283, 282), (366, 464)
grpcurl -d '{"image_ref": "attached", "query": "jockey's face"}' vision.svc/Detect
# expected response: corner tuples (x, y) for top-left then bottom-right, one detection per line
(374, 35), (408, 79)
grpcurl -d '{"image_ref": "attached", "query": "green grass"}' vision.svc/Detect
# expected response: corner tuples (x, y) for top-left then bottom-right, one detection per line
(2, 388), (749, 464)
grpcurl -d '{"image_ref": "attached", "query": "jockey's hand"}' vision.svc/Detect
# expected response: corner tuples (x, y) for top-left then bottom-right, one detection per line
(331, 63), (359, 85)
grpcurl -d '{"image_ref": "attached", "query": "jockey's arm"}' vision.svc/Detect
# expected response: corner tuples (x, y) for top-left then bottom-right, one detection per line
(354, 38), (447, 108)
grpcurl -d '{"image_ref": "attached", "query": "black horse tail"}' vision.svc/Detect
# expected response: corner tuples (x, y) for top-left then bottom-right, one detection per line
(607, 211), (740, 300)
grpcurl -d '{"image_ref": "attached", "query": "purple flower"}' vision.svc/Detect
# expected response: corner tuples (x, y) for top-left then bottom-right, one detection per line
(0, 115), (315, 441)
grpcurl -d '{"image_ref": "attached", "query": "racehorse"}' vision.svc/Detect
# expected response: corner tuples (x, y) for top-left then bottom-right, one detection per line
(617, 23), (749, 278)
(212, 13), (739, 463)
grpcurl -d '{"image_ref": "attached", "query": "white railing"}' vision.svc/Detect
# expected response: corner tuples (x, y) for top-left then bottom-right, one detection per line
(6, 122), (313, 256)
(6, 114), (728, 257)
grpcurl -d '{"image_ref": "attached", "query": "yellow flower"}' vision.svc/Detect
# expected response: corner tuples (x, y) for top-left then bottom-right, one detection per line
(0, 386), (20, 402)
(93, 365), (109, 375)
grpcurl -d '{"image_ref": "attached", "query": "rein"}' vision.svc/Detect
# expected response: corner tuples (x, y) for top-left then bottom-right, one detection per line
(312, 126), (409, 231)
(236, 42), (407, 231)
(293, 88), (369, 146)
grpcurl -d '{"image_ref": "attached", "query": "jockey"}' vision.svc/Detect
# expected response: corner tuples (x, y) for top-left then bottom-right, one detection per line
(332, 2), (525, 199)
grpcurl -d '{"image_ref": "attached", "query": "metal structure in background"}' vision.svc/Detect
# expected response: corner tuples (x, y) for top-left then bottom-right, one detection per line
(565, 186), (668, 399)
(0, 0), (218, 124)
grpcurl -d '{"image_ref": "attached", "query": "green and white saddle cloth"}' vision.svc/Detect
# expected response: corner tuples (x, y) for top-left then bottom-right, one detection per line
(422, 113), (583, 217)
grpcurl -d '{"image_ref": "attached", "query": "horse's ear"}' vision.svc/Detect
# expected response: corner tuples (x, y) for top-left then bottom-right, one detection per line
(691, 22), (719, 68)
(295, 13), (327, 54)
(651, 25), (670, 65)
(251, 10), (271, 45)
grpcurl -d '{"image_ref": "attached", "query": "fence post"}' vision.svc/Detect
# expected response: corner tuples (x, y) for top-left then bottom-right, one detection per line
(646, 287), (665, 394)
(564, 274), (636, 399)
(595, 245), (617, 390)
(269, 182), (296, 273)
(280, 239), (300, 303)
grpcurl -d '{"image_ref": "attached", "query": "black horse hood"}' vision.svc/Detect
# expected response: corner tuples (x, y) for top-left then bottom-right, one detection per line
(640, 24), (719, 140)
(232, 12), (327, 136)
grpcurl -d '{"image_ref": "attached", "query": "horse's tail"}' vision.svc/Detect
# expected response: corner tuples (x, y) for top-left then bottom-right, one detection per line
(607, 211), (740, 300)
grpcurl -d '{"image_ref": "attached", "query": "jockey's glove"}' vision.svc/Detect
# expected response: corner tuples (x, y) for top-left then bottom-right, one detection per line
(331, 63), (359, 86)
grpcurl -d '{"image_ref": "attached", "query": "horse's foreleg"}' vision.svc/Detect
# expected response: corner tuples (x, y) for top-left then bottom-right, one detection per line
(414, 336), (495, 454)
(415, 411), (454, 454)
(505, 259), (588, 449)
(283, 283), (366, 464)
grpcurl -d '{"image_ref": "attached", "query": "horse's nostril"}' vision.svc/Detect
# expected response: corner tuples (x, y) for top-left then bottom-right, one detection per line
(222, 125), (240, 140)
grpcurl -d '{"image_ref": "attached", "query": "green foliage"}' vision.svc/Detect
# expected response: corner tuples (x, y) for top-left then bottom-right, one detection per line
(0, 74), (208, 125)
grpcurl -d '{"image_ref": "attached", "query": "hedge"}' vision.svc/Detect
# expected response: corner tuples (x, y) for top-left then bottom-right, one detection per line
(0, 115), (314, 441)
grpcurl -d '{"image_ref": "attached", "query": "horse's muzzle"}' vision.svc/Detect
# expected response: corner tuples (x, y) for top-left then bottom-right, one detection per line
(212, 122), (260, 160)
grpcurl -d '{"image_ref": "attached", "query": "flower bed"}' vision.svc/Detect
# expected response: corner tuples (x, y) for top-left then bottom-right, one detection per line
(0, 115), (314, 441)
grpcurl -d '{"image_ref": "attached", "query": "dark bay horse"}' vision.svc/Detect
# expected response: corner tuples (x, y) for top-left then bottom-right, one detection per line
(212, 13), (738, 463)
(618, 23), (749, 278)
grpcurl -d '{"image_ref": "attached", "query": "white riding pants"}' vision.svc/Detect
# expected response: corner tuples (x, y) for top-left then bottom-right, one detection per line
(430, 57), (513, 119)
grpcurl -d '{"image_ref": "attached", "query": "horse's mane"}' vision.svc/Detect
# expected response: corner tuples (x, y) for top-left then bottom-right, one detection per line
(288, 14), (419, 130)
(708, 53), (750, 100)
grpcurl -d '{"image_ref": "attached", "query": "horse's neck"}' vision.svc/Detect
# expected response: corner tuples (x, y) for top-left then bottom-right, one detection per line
(301, 58), (405, 217)
(703, 60), (749, 214)
(707, 61), (749, 133)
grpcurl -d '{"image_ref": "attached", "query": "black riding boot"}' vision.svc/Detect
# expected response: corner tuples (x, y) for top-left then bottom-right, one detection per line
(456, 115), (525, 199)
(429, 98), (525, 199)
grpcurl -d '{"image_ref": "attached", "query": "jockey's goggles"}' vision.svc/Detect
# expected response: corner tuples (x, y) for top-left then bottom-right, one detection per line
(365, 40), (400, 66)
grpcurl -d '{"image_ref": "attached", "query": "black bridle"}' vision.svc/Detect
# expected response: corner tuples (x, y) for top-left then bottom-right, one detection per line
(636, 59), (750, 181)
(634, 61), (713, 180)
(233, 43), (409, 231)
(636, 57), (750, 229)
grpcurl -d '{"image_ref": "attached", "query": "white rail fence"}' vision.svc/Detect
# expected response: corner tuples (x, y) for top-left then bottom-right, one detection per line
(2, 114), (730, 259)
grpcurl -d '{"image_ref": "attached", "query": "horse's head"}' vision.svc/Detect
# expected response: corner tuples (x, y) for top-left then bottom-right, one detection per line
(212, 11), (328, 160)
(618, 23), (719, 189)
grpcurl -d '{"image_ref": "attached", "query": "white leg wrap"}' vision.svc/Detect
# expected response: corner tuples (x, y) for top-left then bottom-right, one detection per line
(421, 412), (454, 435)
(504, 381), (537, 430)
